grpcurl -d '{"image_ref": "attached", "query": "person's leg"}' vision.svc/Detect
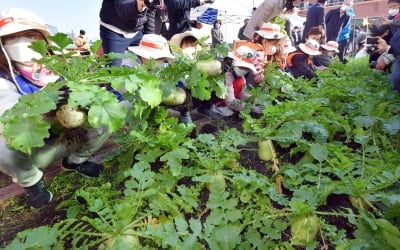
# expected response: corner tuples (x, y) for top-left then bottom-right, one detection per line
(389, 61), (400, 92)
(338, 39), (349, 63)
(100, 26), (136, 66)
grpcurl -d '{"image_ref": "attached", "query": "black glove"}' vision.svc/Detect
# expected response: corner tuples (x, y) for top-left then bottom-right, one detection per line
(57, 85), (70, 106)
(222, 57), (233, 73)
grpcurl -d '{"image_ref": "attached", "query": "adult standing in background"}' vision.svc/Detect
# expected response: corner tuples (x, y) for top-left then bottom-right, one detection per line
(325, 0), (353, 42)
(238, 19), (250, 40)
(301, 0), (327, 43)
(74, 30), (90, 56)
(165, 0), (205, 40)
(211, 19), (224, 47)
(99, 0), (156, 66)
(243, 0), (302, 40)
(291, 26), (302, 45)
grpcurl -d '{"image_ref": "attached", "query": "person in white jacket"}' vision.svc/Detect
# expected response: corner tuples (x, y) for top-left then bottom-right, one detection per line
(243, 0), (302, 40)
(0, 8), (110, 208)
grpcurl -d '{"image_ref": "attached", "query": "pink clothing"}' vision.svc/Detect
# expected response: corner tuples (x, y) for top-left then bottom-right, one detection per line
(252, 50), (267, 84)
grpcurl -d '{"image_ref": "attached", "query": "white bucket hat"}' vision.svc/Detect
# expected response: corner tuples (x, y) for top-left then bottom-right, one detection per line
(170, 29), (202, 48)
(128, 34), (174, 60)
(299, 39), (321, 56)
(321, 41), (339, 53)
(283, 38), (296, 54)
(228, 45), (256, 73)
(255, 23), (286, 40)
(0, 8), (50, 37)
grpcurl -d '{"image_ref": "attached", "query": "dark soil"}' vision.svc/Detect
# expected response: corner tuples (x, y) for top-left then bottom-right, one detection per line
(319, 194), (356, 239)
(0, 198), (65, 247)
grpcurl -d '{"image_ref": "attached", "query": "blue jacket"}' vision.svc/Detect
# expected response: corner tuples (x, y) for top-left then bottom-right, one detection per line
(100, 0), (156, 34)
(302, 3), (325, 42)
(325, 8), (351, 42)
(165, 0), (201, 39)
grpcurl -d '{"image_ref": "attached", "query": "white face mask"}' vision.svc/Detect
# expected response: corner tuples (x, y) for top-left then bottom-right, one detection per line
(16, 63), (59, 87)
(388, 8), (399, 17)
(233, 66), (249, 77)
(341, 5), (350, 12)
(3, 37), (42, 63)
(268, 45), (277, 55)
(155, 60), (169, 68)
(182, 47), (196, 59)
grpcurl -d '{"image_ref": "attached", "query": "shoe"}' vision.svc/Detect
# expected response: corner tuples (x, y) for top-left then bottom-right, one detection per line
(62, 158), (103, 178)
(179, 111), (193, 124)
(197, 108), (221, 120)
(25, 177), (53, 208)
(211, 105), (234, 117)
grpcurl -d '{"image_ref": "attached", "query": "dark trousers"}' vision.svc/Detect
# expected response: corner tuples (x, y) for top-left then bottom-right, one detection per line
(338, 39), (349, 63)
(100, 25), (143, 66)
(390, 60), (400, 92)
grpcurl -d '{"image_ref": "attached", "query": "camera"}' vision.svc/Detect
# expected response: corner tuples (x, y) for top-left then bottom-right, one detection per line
(366, 45), (379, 54)
(366, 37), (379, 45)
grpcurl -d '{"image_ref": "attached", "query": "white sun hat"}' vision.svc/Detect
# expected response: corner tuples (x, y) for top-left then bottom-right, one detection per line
(228, 45), (256, 73)
(283, 38), (296, 54)
(128, 34), (174, 60)
(299, 39), (321, 56)
(255, 23), (286, 40)
(170, 29), (203, 48)
(321, 41), (339, 53)
(0, 8), (50, 37)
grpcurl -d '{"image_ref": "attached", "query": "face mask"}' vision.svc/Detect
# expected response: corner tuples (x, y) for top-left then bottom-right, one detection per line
(182, 47), (196, 59)
(267, 45), (277, 55)
(156, 60), (169, 68)
(3, 37), (42, 63)
(16, 63), (59, 87)
(233, 66), (249, 77)
(341, 5), (350, 12)
(388, 8), (399, 17)
(328, 52), (336, 58)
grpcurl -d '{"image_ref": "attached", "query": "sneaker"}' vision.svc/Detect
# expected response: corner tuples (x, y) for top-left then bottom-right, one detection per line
(179, 111), (193, 124)
(197, 107), (221, 120)
(62, 158), (103, 178)
(211, 105), (234, 117)
(25, 177), (53, 208)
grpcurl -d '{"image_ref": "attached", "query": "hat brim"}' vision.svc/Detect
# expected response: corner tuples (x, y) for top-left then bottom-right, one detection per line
(228, 52), (256, 72)
(284, 47), (297, 54)
(255, 30), (286, 40)
(170, 30), (202, 48)
(0, 25), (50, 38)
(128, 46), (174, 60)
(321, 45), (339, 53)
(299, 44), (321, 56)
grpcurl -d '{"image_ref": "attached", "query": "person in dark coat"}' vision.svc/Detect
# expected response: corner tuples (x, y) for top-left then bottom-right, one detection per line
(286, 39), (321, 79)
(99, 0), (157, 66)
(325, 0), (353, 42)
(237, 19), (250, 40)
(165, 0), (204, 40)
(291, 26), (302, 45)
(301, 0), (327, 43)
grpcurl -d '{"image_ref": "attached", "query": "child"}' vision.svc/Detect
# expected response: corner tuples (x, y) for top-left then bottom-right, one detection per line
(212, 46), (256, 116)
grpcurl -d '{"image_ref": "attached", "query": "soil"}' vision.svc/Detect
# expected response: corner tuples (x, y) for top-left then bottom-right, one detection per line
(0, 112), (358, 248)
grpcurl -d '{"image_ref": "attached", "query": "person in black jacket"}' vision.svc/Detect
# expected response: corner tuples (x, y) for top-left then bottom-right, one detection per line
(165, 0), (205, 40)
(325, 0), (353, 42)
(301, 0), (327, 43)
(286, 39), (321, 79)
(99, 0), (157, 66)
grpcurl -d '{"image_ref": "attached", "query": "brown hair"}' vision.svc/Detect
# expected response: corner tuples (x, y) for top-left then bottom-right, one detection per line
(0, 45), (11, 78)
(306, 26), (325, 43)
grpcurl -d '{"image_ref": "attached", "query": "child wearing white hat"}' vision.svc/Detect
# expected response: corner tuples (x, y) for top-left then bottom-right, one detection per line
(212, 46), (256, 116)
(286, 39), (321, 79)
(312, 41), (339, 68)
